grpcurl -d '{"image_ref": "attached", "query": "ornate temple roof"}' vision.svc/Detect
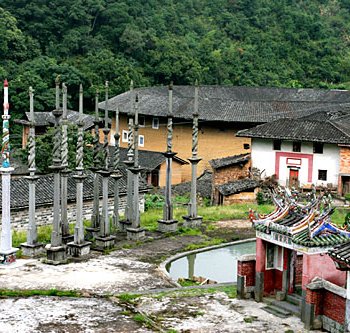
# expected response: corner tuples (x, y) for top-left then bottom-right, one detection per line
(251, 188), (350, 250)
(328, 241), (350, 270)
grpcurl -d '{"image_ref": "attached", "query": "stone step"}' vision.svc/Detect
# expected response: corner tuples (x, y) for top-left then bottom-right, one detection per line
(262, 304), (291, 318)
(271, 300), (301, 316)
(286, 293), (303, 307)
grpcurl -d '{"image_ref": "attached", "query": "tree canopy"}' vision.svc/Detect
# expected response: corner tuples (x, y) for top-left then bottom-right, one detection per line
(2, 0), (350, 121)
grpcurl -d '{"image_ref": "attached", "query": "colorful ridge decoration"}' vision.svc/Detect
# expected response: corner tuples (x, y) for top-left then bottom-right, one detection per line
(249, 186), (350, 248)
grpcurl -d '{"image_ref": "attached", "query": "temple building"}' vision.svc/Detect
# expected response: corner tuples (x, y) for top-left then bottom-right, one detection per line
(238, 188), (350, 332)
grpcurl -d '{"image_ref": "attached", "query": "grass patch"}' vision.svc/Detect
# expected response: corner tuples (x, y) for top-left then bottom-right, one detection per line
(0, 289), (79, 298)
(177, 278), (201, 287)
(117, 293), (141, 303)
(153, 285), (237, 300)
(184, 237), (224, 251)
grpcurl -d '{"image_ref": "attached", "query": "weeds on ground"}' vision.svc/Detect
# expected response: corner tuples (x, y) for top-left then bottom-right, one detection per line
(0, 289), (79, 298)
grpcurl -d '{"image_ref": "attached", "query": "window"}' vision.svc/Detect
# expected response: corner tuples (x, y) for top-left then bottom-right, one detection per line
(318, 169), (327, 181)
(152, 117), (159, 129)
(273, 140), (281, 151)
(292, 141), (301, 152)
(313, 142), (323, 154)
(266, 243), (283, 271)
(122, 130), (128, 143)
(243, 143), (250, 150)
(138, 135), (144, 147)
(139, 116), (145, 127)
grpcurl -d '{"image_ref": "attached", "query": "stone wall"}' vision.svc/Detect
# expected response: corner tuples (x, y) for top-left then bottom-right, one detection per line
(237, 254), (256, 299)
(5, 194), (145, 231)
(222, 190), (257, 205)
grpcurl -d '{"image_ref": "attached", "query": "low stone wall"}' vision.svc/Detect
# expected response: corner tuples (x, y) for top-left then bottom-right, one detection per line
(3, 194), (145, 231)
(237, 254), (256, 299)
(304, 277), (346, 332)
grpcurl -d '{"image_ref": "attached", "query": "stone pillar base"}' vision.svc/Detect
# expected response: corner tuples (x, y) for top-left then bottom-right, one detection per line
(45, 245), (68, 265)
(94, 235), (116, 251)
(126, 228), (146, 240)
(182, 216), (203, 228)
(85, 227), (100, 241)
(0, 248), (19, 265)
(67, 241), (91, 257)
(158, 219), (178, 233)
(62, 235), (74, 245)
(118, 220), (132, 232)
(21, 242), (44, 257)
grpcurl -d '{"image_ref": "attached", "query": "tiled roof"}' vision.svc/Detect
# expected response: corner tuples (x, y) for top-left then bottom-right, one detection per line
(3, 168), (148, 210)
(170, 170), (212, 199)
(328, 241), (350, 267)
(209, 153), (250, 169)
(254, 210), (350, 248)
(21, 110), (96, 130)
(99, 85), (350, 124)
(217, 179), (259, 196)
(237, 118), (350, 144)
(113, 148), (188, 171)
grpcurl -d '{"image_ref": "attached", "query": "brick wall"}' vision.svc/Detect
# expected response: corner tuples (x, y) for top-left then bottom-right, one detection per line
(213, 163), (250, 187)
(2, 194), (145, 231)
(323, 290), (345, 324)
(111, 114), (251, 182)
(238, 260), (256, 287)
(306, 288), (323, 317)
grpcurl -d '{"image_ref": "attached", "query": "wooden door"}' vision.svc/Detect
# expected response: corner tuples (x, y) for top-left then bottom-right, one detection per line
(289, 169), (299, 187)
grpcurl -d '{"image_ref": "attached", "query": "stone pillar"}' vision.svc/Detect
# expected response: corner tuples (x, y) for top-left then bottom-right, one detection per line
(237, 254), (256, 299)
(119, 81), (134, 232)
(0, 79), (18, 264)
(60, 84), (73, 244)
(158, 83), (178, 233)
(21, 86), (43, 257)
(86, 90), (101, 241)
(126, 94), (145, 240)
(304, 284), (323, 330)
(46, 78), (67, 265)
(94, 82), (116, 250)
(183, 81), (203, 228)
(111, 107), (122, 229)
(68, 84), (91, 257)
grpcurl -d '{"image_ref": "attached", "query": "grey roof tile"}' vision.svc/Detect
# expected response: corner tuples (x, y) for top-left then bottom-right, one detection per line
(209, 153), (250, 169)
(217, 179), (259, 196)
(99, 86), (350, 123)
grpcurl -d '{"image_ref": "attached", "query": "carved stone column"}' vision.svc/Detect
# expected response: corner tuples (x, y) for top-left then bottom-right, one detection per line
(21, 86), (43, 257)
(183, 81), (203, 228)
(158, 83), (178, 232)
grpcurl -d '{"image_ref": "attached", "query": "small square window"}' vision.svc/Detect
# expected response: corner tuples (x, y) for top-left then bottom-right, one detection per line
(139, 116), (145, 127)
(273, 140), (281, 151)
(318, 169), (327, 181)
(313, 142), (323, 154)
(152, 117), (159, 129)
(243, 143), (250, 150)
(122, 130), (128, 143)
(139, 135), (144, 147)
(292, 141), (301, 152)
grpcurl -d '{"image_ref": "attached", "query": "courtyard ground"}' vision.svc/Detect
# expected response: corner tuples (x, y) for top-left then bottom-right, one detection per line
(0, 220), (319, 332)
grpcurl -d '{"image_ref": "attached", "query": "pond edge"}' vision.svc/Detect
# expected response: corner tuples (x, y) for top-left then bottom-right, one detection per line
(159, 237), (256, 288)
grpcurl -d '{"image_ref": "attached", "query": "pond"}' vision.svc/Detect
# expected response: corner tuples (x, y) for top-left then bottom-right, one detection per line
(166, 240), (256, 284)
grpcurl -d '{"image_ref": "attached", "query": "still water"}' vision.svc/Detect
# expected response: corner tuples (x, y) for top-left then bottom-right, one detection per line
(166, 240), (256, 283)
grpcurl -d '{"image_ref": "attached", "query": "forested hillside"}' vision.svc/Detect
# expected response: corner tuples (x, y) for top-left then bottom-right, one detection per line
(2, 0), (350, 117)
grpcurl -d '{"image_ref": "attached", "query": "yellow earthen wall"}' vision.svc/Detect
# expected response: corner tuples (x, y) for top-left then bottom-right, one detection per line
(223, 189), (257, 205)
(107, 114), (251, 182)
(159, 160), (184, 186)
(338, 146), (350, 195)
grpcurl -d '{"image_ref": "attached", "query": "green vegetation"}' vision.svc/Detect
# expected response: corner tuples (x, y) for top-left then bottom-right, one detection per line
(184, 237), (225, 251)
(0, 289), (79, 298)
(2, 0), (350, 150)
